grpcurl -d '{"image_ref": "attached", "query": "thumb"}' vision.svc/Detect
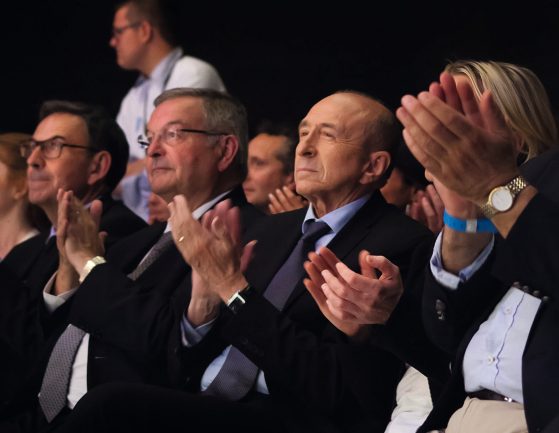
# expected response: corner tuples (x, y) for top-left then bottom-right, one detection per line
(240, 240), (257, 272)
(365, 255), (399, 281)
(359, 250), (378, 279)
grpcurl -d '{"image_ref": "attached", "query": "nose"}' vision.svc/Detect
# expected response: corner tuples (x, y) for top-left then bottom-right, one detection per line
(109, 34), (117, 48)
(296, 132), (316, 158)
(146, 134), (165, 159)
(26, 145), (44, 168)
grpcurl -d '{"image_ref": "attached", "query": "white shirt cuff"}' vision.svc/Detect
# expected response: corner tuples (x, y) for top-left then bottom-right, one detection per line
(43, 272), (78, 313)
(430, 230), (495, 290)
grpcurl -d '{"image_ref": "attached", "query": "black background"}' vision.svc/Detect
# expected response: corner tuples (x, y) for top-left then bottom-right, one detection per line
(3, 1), (559, 134)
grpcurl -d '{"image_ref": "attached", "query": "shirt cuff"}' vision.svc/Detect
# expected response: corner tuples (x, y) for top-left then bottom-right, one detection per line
(180, 315), (216, 347)
(43, 272), (78, 313)
(430, 231), (495, 290)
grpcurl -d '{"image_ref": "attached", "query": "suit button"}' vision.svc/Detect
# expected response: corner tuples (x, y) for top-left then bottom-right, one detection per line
(542, 296), (550, 303)
(435, 299), (446, 321)
(522, 285), (530, 293)
(511, 281), (521, 289)
(532, 290), (541, 298)
(240, 337), (249, 345)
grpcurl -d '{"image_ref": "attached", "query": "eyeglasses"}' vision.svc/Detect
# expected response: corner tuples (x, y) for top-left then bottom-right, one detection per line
(111, 22), (141, 38)
(138, 127), (228, 152)
(20, 138), (98, 160)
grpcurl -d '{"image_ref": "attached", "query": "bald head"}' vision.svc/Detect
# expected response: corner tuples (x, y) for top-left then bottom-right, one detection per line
(295, 91), (397, 216)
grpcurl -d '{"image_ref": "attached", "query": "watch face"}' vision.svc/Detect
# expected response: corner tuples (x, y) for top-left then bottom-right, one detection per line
(490, 187), (513, 211)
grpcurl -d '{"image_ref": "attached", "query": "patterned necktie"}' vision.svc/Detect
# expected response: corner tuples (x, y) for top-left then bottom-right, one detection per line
(127, 232), (174, 281)
(39, 324), (87, 422)
(39, 232), (175, 422)
(203, 220), (331, 400)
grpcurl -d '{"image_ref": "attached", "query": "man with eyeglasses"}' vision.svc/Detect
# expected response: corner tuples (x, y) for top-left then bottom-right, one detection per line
(0, 88), (261, 432)
(111, 0), (226, 222)
(0, 100), (146, 429)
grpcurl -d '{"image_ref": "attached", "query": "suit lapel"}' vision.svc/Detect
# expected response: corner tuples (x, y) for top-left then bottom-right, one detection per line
(284, 193), (387, 309)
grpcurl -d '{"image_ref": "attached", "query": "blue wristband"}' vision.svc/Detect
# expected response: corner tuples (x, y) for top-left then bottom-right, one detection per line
(443, 210), (497, 233)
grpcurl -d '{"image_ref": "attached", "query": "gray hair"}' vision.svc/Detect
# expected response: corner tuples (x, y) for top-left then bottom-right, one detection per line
(154, 88), (248, 173)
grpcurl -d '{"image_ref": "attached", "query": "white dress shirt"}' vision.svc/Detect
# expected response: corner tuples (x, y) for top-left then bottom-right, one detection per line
(430, 231), (541, 403)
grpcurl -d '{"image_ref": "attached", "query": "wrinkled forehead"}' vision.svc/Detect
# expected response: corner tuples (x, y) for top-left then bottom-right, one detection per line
(147, 97), (206, 131)
(300, 93), (380, 133)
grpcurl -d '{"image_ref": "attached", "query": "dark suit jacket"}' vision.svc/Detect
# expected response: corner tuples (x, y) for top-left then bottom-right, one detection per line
(419, 194), (559, 433)
(0, 186), (263, 428)
(176, 192), (434, 433)
(0, 197), (146, 410)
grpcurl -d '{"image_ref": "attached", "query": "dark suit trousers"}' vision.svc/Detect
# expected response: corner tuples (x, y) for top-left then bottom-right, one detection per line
(51, 383), (284, 433)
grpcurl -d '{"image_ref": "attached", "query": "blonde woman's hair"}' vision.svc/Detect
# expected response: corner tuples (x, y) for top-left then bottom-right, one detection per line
(445, 60), (558, 160)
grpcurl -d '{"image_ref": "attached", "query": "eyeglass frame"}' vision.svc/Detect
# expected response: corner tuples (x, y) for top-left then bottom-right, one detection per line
(137, 127), (229, 153)
(19, 137), (99, 160)
(111, 22), (142, 38)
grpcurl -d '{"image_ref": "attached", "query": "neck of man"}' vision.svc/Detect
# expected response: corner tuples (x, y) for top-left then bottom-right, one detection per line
(138, 40), (175, 77)
(309, 187), (371, 218)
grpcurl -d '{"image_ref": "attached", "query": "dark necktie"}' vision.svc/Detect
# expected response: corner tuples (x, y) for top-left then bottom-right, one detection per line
(127, 232), (174, 280)
(203, 220), (331, 400)
(39, 232), (175, 422)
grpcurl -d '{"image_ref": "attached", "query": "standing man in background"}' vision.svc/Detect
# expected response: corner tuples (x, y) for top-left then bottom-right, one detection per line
(111, 0), (226, 221)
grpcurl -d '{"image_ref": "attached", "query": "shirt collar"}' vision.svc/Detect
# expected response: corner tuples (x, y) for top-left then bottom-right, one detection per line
(149, 47), (183, 83)
(302, 194), (371, 235)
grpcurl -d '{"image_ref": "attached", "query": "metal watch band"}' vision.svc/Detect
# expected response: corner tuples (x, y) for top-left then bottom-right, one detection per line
(79, 256), (106, 283)
(480, 175), (528, 218)
(226, 285), (252, 314)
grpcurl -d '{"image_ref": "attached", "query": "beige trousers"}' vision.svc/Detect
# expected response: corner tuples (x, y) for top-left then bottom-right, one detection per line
(441, 397), (528, 433)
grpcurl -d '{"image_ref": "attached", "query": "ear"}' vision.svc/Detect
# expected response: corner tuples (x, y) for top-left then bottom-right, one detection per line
(87, 151), (112, 186)
(359, 150), (391, 185)
(11, 176), (28, 201)
(216, 135), (239, 172)
(138, 20), (154, 44)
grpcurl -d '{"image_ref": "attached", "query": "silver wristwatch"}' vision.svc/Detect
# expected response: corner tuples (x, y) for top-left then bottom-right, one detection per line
(480, 175), (528, 218)
(79, 256), (107, 283)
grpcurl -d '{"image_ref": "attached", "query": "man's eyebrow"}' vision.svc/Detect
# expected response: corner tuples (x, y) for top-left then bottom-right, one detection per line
(146, 120), (185, 133)
(298, 120), (337, 130)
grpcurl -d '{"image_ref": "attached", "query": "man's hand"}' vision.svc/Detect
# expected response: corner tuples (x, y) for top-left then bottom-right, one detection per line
(396, 71), (519, 205)
(57, 189), (105, 275)
(268, 186), (308, 214)
(169, 196), (255, 303)
(147, 193), (170, 224)
(407, 184), (445, 233)
(304, 247), (403, 341)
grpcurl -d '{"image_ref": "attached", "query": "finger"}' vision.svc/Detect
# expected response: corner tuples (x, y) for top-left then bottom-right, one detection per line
(439, 71), (463, 112)
(268, 202), (278, 214)
(479, 90), (508, 133)
(225, 205), (242, 247)
(240, 240), (257, 272)
(274, 188), (290, 207)
(316, 247), (343, 277)
(358, 250), (378, 279)
(415, 91), (477, 140)
(401, 126), (444, 179)
(421, 195), (439, 231)
(429, 82), (446, 101)
(397, 102), (450, 172)
(320, 278), (362, 317)
(304, 256), (326, 287)
(89, 200), (103, 230)
(268, 191), (284, 212)
(456, 79), (484, 127)
(425, 184), (445, 218)
(325, 297), (360, 323)
(281, 186), (301, 209)
(98, 232), (108, 252)
(303, 277), (328, 310)
(365, 255), (401, 282)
